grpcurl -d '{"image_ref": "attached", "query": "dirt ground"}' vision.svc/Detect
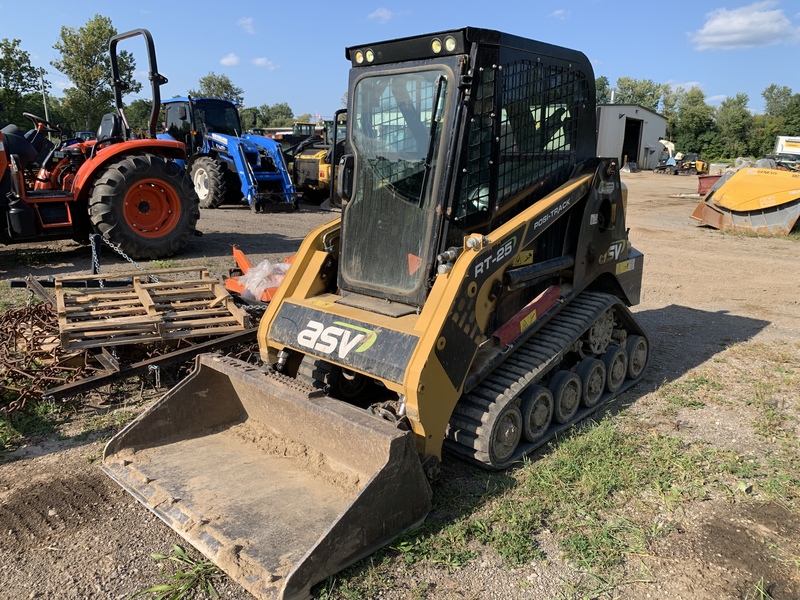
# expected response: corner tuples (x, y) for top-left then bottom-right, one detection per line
(1, 172), (799, 599)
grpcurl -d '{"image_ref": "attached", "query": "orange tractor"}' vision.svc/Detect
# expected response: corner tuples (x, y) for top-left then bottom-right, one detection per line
(0, 29), (199, 259)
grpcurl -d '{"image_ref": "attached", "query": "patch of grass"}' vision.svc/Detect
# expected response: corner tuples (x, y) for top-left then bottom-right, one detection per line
(744, 576), (775, 600)
(0, 399), (66, 452)
(150, 259), (176, 270)
(657, 373), (723, 411)
(134, 544), (222, 600)
(77, 408), (138, 439)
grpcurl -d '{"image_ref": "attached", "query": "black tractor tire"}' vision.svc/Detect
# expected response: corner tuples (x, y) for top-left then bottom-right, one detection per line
(88, 154), (200, 260)
(191, 156), (227, 208)
(223, 170), (244, 204)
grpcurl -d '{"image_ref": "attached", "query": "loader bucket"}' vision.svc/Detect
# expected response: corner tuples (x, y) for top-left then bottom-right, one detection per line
(102, 354), (431, 600)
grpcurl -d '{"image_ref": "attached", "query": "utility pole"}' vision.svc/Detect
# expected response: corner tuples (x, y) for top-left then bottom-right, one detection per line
(40, 70), (50, 122)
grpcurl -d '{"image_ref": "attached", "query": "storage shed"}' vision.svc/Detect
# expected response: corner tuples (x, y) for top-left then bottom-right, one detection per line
(596, 104), (667, 171)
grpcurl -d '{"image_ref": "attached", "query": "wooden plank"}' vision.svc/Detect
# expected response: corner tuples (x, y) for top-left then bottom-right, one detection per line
(56, 266), (209, 282)
(55, 267), (247, 350)
(133, 278), (158, 315)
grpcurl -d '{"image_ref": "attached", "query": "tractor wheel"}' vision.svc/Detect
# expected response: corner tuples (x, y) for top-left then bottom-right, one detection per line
(191, 157), (227, 208)
(88, 154), (199, 260)
(223, 171), (243, 204)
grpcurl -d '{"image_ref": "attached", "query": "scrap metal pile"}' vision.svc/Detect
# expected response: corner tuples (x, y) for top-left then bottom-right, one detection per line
(1, 268), (262, 414)
(0, 302), (98, 412)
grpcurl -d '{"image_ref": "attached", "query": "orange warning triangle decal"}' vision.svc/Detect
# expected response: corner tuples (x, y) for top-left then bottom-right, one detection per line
(408, 254), (422, 275)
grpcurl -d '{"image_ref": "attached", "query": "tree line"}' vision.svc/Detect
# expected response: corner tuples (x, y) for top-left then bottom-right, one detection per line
(0, 15), (311, 137)
(2, 14), (798, 161)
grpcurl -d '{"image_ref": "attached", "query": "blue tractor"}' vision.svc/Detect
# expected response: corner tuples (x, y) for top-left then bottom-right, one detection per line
(160, 97), (296, 212)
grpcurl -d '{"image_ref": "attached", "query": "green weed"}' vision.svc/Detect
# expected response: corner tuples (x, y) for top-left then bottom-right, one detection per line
(744, 576), (774, 600)
(150, 259), (176, 270)
(134, 544), (222, 600)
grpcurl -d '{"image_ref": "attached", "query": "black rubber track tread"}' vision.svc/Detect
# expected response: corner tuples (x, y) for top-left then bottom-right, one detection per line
(445, 291), (648, 469)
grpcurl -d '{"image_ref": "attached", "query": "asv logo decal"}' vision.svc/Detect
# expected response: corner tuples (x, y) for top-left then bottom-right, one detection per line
(598, 240), (628, 265)
(297, 320), (377, 358)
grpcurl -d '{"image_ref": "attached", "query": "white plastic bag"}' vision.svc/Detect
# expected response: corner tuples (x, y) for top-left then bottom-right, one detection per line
(238, 258), (290, 302)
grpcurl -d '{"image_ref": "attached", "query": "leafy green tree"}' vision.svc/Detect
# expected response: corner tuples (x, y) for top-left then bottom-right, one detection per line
(51, 14), (139, 131)
(258, 102), (294, 127)
(124, 98), (154, 133)
(0, 38), (45, 127)
(749, 113), (784, 156)
(660, 85), (686, 141)
(674, 87), (716, 155)
(613, 77), (665, 112)
(239, 106), (264, 129)
(762, 84), (793, 118)
(189, 72), (244, 105)
(595, 76), (611, 104)
(716, 94), (753, 157)
(782, 94), (800, 137)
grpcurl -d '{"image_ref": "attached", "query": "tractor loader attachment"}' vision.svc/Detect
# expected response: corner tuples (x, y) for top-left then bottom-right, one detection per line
(102, 353), (431, 600)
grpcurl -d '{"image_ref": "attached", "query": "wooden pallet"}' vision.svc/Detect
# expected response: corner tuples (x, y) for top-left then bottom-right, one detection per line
(55, 267), (251, 350)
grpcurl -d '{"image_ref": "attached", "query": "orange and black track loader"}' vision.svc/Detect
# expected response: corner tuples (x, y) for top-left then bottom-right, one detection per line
(103, 27), (649, 600)
(0, 29), (199, 259)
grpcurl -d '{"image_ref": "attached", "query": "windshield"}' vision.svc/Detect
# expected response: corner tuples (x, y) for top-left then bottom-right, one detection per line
(193, 100), (241, 136)
(340, 69), (448, 302)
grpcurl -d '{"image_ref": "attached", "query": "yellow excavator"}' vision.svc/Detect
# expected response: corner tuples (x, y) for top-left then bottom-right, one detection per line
(103, 28), (649, 600)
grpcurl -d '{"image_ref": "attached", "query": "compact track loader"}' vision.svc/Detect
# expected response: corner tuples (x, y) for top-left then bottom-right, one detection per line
(104, 28), (649, 600)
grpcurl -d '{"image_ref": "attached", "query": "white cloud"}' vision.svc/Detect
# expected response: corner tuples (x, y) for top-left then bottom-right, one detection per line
(707, 94), (728, 105)
(549, 9), (569, 20)
(252, 57), (277, 70)
(368, 8), (394, 24)
(690, 1), (800, 50)
(237, 17), (255, 35)
(220, 53), (240, 67)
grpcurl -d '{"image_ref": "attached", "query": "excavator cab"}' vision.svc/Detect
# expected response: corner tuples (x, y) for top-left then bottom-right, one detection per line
(104, 28), (648, 600)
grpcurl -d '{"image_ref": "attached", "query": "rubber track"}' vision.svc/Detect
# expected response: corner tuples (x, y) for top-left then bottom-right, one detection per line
(445, 291), (646, 469)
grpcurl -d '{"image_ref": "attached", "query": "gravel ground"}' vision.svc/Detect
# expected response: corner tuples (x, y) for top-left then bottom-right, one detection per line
(1, 173), (799, 599)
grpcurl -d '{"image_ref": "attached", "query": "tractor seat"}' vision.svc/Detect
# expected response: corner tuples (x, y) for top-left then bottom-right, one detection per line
(96, 113), (124, 144)
(1, 124), (38, 170)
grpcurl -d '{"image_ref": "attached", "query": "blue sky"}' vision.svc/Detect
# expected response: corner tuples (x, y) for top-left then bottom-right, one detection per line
(4, 0), (799, 117)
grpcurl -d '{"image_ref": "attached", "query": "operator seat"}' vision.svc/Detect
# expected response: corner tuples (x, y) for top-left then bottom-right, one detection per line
(1, 124), (38, 170)
(96, 113), (124, 144)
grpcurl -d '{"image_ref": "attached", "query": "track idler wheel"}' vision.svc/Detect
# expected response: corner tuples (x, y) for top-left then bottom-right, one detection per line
(520, 385), (554, 443)
(487, 401), (523, 465)
(601, 345), (628, 392)
(625, 335), (648, 380)
(549, 371), (581, 424)
(577, 358), (606, 408)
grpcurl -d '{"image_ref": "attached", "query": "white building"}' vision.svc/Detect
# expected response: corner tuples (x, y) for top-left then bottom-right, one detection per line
(596, 104), (667, 171)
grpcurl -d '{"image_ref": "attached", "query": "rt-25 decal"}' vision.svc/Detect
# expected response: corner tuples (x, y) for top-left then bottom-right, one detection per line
(474, 237), (516, 277)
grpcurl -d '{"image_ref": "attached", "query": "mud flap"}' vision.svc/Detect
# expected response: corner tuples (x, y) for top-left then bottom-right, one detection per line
(102, 354), (431, 600)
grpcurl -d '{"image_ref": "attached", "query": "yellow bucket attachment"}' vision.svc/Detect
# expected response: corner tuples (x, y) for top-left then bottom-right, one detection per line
(103, 354), (431, 600)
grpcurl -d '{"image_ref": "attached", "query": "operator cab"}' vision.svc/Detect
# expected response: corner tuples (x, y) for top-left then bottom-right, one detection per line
(337, 28), (596, 309)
